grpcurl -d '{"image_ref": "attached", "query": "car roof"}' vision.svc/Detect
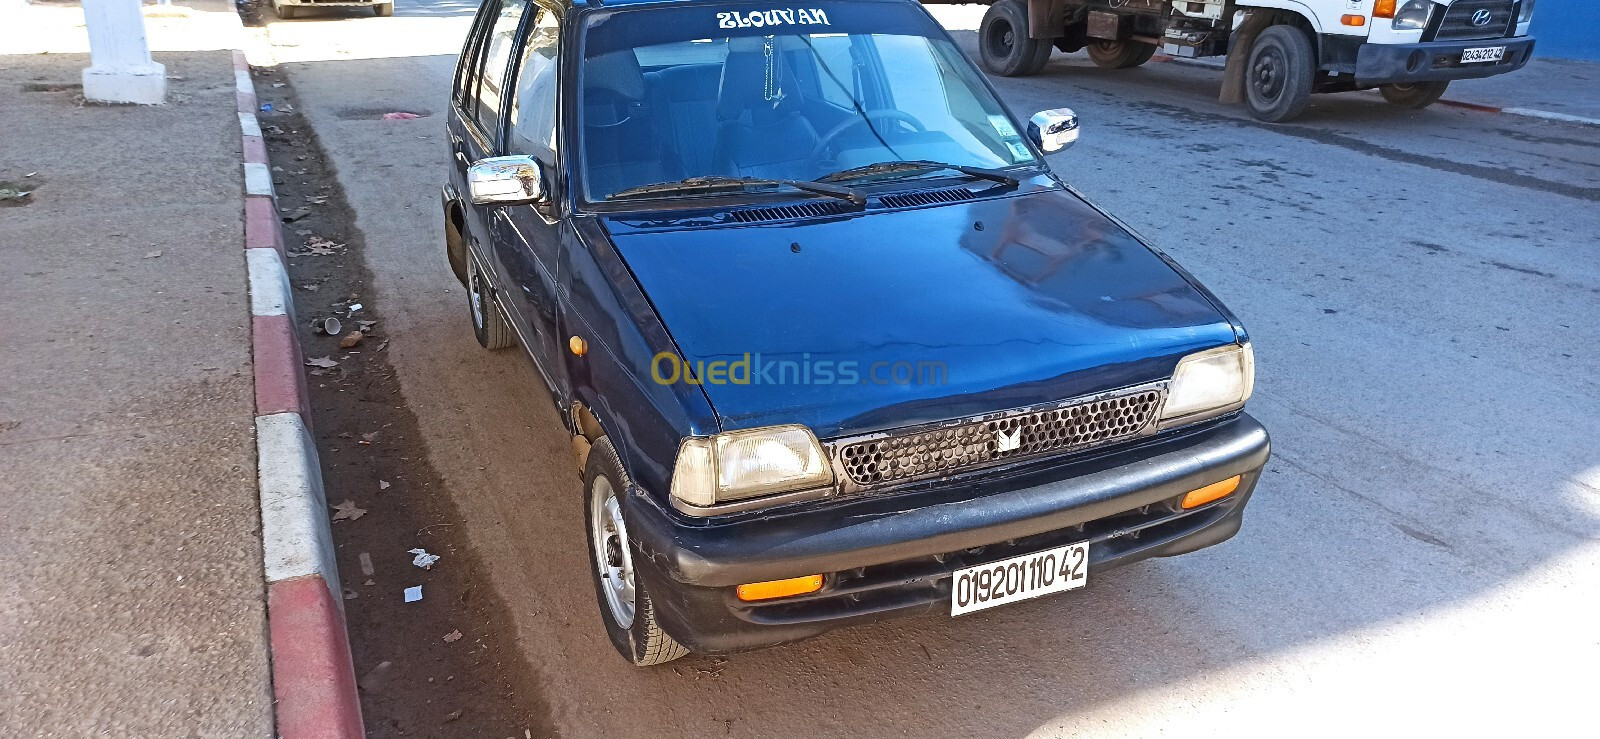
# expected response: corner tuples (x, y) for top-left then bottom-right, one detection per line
(570, 0), (902, 8)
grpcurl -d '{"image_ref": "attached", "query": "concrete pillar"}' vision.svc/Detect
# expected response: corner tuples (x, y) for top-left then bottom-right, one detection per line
(81, 0), (166, 105)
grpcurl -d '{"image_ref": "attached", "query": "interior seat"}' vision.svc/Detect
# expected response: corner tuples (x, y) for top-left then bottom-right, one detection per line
(582, 50), (676, 198)
(712, 37), (822, 181)
(644, 63), (724, 177)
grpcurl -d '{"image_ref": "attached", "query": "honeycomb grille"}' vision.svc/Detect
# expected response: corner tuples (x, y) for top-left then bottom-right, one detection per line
(838, 387), (1164, 487)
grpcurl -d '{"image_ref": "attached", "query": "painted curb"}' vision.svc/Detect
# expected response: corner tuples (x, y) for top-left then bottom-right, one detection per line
(232, 48), (365, 739)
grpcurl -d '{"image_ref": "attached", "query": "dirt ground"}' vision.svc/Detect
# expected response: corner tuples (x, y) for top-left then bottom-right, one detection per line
(251, 64), (556, 739)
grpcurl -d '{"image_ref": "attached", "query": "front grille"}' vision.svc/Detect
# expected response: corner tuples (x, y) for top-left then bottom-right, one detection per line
(835, 383), (1165, 488)
(1432, 0), (1515, 41)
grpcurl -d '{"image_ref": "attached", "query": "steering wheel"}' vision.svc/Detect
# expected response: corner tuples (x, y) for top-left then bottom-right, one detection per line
(810, 110), (929, 163)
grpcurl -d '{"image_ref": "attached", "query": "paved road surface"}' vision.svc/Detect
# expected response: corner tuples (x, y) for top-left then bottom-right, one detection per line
(255, 3), (1600, 735)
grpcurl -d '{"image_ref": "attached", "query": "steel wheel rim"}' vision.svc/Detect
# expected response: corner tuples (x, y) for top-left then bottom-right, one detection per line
(467, 260), (487, 329)
(1251, 46), (1285, 102)
(987, 19), (1015, 57)
(589, 475), (637, 628)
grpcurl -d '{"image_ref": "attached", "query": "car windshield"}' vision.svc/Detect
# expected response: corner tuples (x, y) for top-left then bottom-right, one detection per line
(578, 1), (1038, 202)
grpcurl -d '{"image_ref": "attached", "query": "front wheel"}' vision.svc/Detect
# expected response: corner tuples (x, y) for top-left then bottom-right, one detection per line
(1087, 41), (1157, 69)
(1379, 81), (1450, 109)
(466, 254), (513, 350)
(584, 437), (690, 666)
(1244, 25), (1314, 123)
(979, 0), (1052, 77)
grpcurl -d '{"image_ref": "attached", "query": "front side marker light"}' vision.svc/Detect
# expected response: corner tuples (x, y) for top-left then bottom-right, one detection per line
(1181, 475), (1242, 509)
(737, 574), (824, 601)
(1374, 0), (1397, 18)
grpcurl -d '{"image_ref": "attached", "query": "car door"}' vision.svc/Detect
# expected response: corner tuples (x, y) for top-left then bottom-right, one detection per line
(451, 0), (530, 255)
(489, 4), (567, 393)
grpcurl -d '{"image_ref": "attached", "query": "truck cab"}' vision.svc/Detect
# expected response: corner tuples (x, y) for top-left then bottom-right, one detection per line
(950, 0), (1537, 121)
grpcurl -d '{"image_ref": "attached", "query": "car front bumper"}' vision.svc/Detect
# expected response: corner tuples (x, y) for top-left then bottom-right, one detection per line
(625, 413), (1271, 654)
(1356, 36), (1535, 85)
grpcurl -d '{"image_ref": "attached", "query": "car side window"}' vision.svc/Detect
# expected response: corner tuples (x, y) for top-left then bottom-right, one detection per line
(453, 0), (498, 112)
(476, 0), (531, 140)
(505, 9), (560, 167)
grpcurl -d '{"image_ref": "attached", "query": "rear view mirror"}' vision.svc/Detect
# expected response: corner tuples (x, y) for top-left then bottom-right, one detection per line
(467, 155), (546, 206)
(1028, 109), (1079, 153)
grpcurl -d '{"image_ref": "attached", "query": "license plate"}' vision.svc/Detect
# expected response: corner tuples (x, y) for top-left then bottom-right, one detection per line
(950, 542), (1088, 616)
(1460, 46), (1505, 64)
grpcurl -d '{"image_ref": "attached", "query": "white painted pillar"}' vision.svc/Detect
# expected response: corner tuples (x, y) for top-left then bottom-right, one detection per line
(81, 0), (166, 105)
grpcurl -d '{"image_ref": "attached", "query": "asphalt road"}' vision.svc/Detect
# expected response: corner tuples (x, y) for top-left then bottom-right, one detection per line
(255, 3), (1600, 736)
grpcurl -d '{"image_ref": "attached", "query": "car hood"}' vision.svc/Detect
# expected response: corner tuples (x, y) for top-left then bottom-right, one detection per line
(603, 185), (1238, 439)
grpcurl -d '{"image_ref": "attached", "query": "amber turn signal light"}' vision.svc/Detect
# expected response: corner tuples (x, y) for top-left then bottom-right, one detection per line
(1341, 14), (1366, 26)
(737, 574), (823, 601)
(1181, 475), (1242, 509)
(1374, 0), (1397, 18)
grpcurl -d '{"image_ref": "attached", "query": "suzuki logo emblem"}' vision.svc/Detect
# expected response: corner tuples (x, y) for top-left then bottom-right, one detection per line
(1471, 8), (1493, 26)
(996, 427), (1021, 453)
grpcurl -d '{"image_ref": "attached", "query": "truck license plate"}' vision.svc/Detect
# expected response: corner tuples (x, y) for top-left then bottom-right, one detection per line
(1460, 46), (1505, 64)
(950, 542), (1088, 616)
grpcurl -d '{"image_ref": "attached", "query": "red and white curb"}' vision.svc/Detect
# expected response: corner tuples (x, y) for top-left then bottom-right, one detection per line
(1150, 53), (1600, 128)
(235, 49), (365, 739)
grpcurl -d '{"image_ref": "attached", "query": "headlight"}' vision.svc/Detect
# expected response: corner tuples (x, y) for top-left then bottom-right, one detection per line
(670, 425), (834, 513)
(1392, 0), (1433, 30)
(1518, 0), (1536, 24)
(1160, 344), (1254, 425)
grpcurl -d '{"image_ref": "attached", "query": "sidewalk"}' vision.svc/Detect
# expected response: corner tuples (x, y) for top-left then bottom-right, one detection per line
(0, 46), (274, 738)
(0, 2), (355, 736)
(1447, 57), (1600, 122)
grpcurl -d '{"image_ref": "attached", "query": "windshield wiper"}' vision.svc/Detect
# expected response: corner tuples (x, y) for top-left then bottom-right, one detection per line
(816, 160), (1019, 186)
(607, 176), (866, 207)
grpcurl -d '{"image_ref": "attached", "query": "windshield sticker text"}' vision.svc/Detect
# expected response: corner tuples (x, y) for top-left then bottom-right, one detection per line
(717, 8), (831, 29)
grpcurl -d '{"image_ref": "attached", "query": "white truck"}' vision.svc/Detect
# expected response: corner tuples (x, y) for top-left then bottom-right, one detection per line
(930, 0), (1538, 121)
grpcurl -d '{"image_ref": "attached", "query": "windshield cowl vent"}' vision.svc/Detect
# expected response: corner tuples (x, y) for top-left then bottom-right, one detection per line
(877, 187), (977, 209)
(726, 201), (855, 224)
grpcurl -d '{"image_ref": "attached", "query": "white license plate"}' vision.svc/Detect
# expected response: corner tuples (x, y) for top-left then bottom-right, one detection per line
(950, 542), (1088, 616)
(1460, 46), (1506, 64)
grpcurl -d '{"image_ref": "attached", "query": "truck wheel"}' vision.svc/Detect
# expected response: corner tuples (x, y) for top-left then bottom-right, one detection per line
(1244, 25), (1314, 123)
(275, 3), (297, 19)
(1379, 81), (1450, 109)
(584, 437), (691, 667)
(373, 2), (393, 16)
(980, 0), (1052, 77)
(466, 254), (514, 350)
(1087, 41), (1157, 69)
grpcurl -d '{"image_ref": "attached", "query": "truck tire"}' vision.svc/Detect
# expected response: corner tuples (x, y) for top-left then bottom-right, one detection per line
(980, 0), (1052, 77)
(1244, 25), (1314, 123)
(584, 437), (691, 667)
(1379, 81), (1450, 109)
(1087, 41), (1157, 69)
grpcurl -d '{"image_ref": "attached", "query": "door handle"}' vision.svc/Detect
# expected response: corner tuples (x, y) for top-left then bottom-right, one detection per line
(450, 134), (465, 150)
(456, 151), (470, 168)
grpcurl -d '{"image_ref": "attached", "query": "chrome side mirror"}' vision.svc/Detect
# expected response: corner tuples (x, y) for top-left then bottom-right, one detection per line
(1028, 108), (1079, 153)
(467, 155), (546, 206)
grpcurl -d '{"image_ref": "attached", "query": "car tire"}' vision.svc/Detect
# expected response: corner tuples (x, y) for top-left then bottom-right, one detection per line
(1087, 41), (1156, 69)
(980, 0), (1052, 77)
(466, 253), (514, 350)
(583, 437), (690, 667)
(276, 4), (297, 19)
(373, 2), (393, 16)
(1244, 25), (1314, 123)
(1379, 81), (1450, 109)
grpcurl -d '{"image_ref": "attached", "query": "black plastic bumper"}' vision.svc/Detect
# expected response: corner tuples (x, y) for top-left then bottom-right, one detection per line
(625, 414), (1271, 654)
(1356, 36), (1535, 85)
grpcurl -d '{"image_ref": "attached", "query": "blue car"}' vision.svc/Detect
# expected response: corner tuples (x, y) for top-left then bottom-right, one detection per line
(442, 0), (1269, 665)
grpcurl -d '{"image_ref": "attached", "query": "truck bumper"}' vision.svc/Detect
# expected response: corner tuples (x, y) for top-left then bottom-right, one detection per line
(625, 414), (1271, 654)
(1356, 36), (1535, 85)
